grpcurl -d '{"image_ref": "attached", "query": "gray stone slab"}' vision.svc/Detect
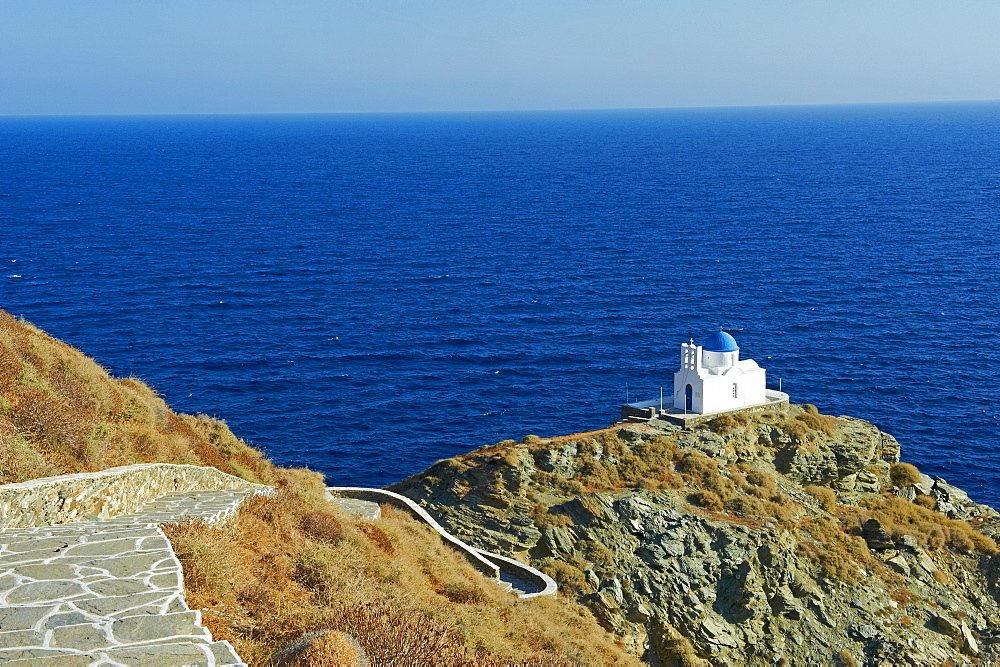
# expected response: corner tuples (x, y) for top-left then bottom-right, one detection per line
(105, 641), (211, 665)
(138, 535), (172, 551)
(0, 648), (88, 662)
(0, 628), (44, 648)
(0, 606), (51, 631)
(149, 572), (181, 589)
(112, 611), (207, 643)
(0, 480), (263, 667)
(0, 574), (22, 591)
(42, 611), (97, 630)
(73, 591), (175, 617)
(2, 654), (94, 666)
(86, 578), (154, 597)
(209, 640), (244, 665)
(14, 564), (78, 581)
(4, 538), (73, 554)
(5, 580), (86, 604)
(49, 623), (112, 651)
(61, 538), (140, 558)
(95, 553), (165, 578)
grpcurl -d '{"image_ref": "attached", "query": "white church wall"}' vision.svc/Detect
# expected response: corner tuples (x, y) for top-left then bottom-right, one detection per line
(671, 334), (768, 416)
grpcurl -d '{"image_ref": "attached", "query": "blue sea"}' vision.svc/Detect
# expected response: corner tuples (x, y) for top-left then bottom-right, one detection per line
(1, 103), (998, 506)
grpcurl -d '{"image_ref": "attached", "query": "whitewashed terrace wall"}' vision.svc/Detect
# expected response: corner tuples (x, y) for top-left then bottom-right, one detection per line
(0, 463), (268, 531)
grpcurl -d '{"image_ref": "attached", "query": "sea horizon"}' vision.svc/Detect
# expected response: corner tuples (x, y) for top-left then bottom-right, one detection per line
(3, 101), (998, 505)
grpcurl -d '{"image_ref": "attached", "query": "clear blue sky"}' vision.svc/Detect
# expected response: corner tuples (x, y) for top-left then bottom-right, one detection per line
(2, 0), (998, 115)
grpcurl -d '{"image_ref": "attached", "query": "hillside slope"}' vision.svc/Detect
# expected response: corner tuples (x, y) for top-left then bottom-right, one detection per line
(0, 310), (635, 665)
(0, 309), (278, 486)
(390, 407), (1000, 664)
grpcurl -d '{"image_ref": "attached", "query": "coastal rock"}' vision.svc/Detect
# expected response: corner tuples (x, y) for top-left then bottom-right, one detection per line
(862, 518), (895, 550)
(390, 408), (1000, 665)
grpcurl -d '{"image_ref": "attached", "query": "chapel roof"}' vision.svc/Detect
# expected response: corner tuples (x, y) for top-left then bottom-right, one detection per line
(703, 330), (739, 352)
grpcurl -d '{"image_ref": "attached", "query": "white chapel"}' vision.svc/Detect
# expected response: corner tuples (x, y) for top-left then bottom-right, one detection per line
(673, 330), (767, 414)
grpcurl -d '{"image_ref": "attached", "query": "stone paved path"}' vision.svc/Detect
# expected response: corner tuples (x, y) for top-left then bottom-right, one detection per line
(0, 489), (263, 665)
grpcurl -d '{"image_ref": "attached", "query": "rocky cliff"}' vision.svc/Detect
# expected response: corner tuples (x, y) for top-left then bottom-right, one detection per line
(389, 405), (1000, 665)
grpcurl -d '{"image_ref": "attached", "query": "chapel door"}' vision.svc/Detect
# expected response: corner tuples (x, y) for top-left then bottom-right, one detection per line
(685, 384), (693, 412)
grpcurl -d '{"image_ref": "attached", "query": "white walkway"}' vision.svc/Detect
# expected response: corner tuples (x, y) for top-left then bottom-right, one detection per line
(0, 489), (262, 666)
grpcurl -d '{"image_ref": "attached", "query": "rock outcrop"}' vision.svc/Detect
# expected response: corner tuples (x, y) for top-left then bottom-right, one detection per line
(390, 406), (1000, 665)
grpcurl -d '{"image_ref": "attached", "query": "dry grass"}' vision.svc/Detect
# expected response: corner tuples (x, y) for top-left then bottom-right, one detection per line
(164, 494), (637, 666)
(797, 516), (875, 585)
(283, 631), (367, 666)
(890, 462), (922, 487)
(0, 311), (635, 664)
(0, 309), (278, 485)
(804, 484), (838, 512)
(857, 495), (999, 555)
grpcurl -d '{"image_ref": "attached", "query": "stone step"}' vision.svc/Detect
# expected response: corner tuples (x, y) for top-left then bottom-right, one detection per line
(0, 639), (245, 666)
(328, 496), (381, 521)
(0, 485), (267, 666)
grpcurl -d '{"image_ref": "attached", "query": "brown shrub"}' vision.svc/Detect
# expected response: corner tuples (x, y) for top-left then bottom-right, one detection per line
(804, 485), (838, 513)
(531, 503), (572, 528)
(725, 495), (766, 517)
(582, 540), (616, 568)
(284, 631), (367, 666)
(706, 414), (741, 434)
(913, 494), (937, 510)
(858, 495), (999, 555)
(439, 581), (491, 604)
(542, 560), (588, 594)
(890, 587), (921, 605)
(651, 632), (702, 666)
(799, 517), (873, 585)
(0, 310), (295, 485)
(357, 523), (394, 554)
(161, 521), (239, 600)
(744, 469), (778, 498)
(677, 452), (734, 499)
(300, 512), (344, 544)
(689, 490), (724, 511)
(890, 462), (922, 487)
(780, 419), (809, 440)
(169, 488), (634, 665)
(659, 473), (686, 490)
(325, 602), (472, 664)
(837, 650), (858, 667)
(557, 477), (586, 496)
(632, 436), (677, 470)
(795, 411), (839, 436)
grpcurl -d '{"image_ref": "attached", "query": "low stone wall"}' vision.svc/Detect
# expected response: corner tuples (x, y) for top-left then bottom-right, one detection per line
(328, 487), (501, 580)
(623, 390), (791, 429)
(328, 487), (558, 598)
(473, 548), (558, 599)
(0, 464), (268, 531)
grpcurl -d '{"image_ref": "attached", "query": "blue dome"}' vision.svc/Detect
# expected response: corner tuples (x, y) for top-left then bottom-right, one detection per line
(703, 331), (739, 352)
